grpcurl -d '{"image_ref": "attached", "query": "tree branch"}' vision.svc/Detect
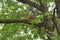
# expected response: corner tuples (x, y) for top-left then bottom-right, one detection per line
(0, 19), (44, 27)
(0, 19), (30, 23)
(17, 0), (43, 12)
(0, 19), (36, 25)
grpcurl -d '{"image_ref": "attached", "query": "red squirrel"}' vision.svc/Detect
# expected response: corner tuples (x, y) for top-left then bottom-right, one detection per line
(27, 13), (36, 21)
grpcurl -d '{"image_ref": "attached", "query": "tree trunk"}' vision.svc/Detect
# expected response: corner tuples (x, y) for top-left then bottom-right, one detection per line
(55, 0), (60, 34)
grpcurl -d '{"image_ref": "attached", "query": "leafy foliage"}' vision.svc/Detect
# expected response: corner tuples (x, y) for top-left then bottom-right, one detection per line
(0, 0), (59, 40)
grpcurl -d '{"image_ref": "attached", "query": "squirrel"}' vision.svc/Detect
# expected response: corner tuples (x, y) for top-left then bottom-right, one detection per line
(27, 13), (36, 21)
